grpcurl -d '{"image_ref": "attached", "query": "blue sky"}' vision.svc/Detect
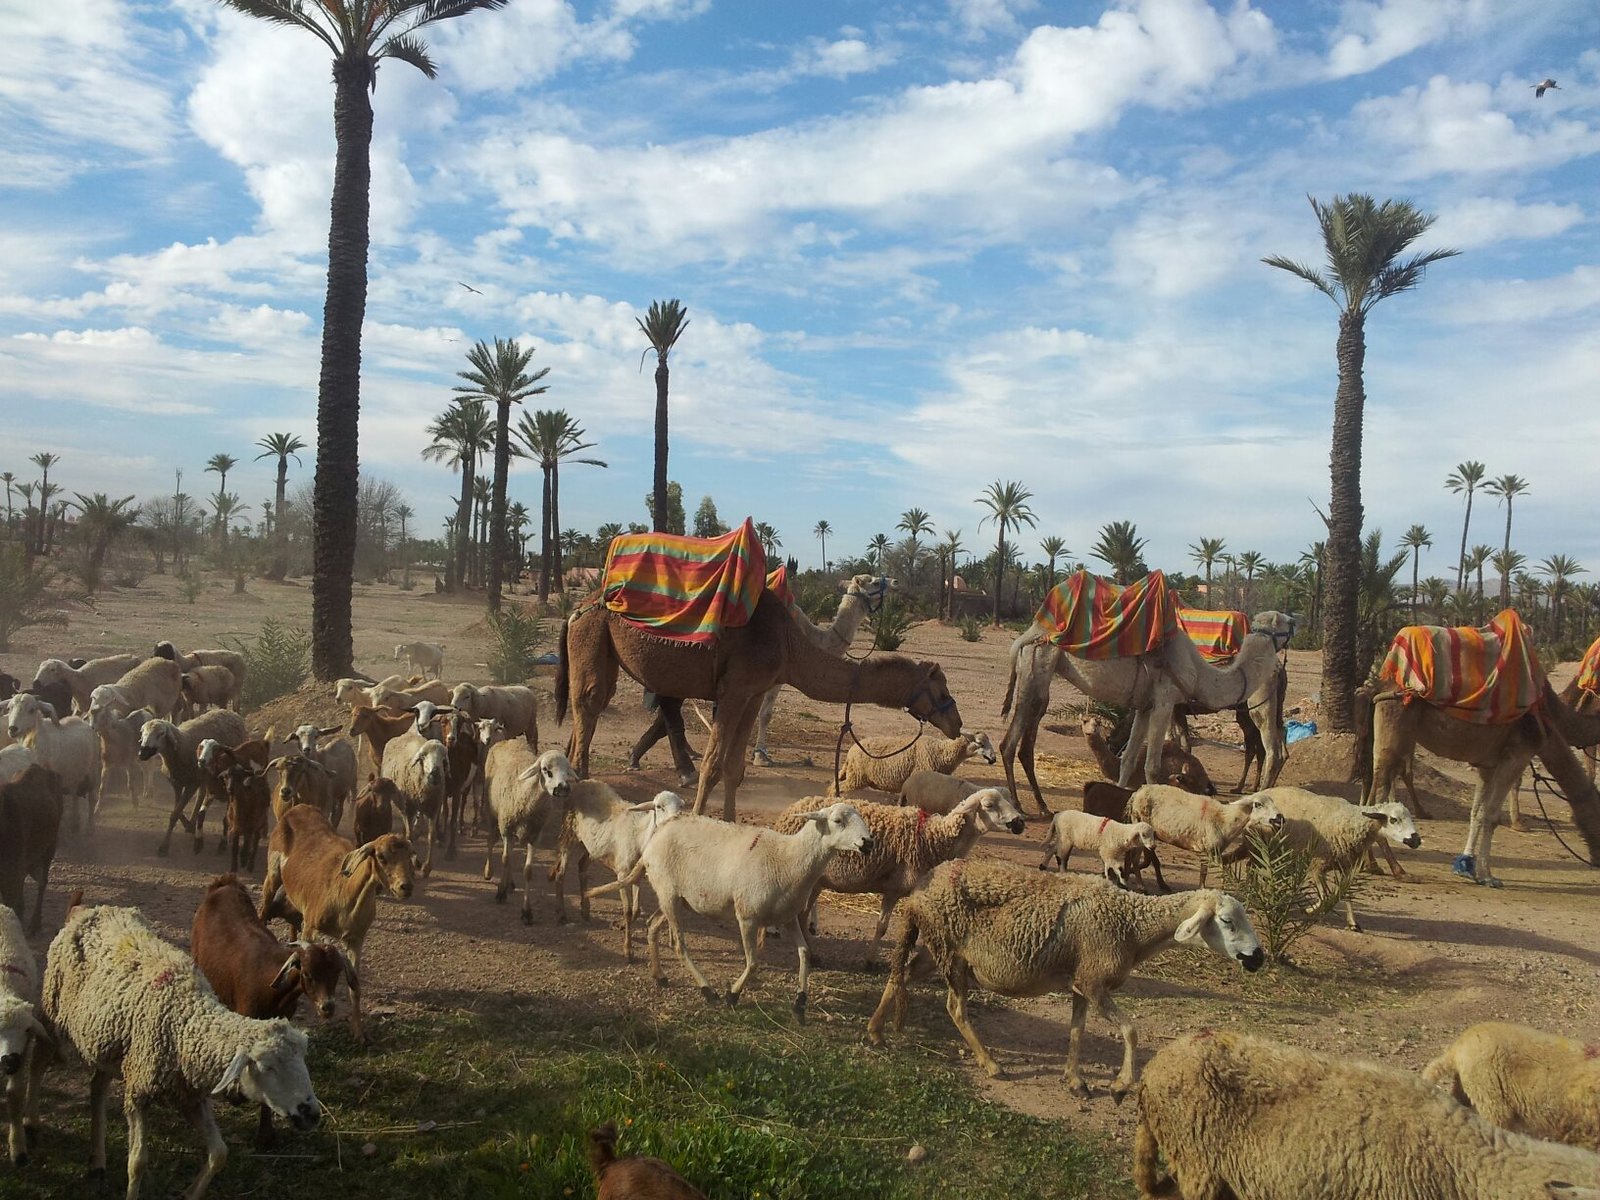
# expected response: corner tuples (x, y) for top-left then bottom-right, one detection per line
(3, 0), (1597, 582)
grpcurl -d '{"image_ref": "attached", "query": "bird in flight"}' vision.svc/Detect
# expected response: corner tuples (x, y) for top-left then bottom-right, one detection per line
(458, 281), (483, 295)
(1532, 78), (1559, 98)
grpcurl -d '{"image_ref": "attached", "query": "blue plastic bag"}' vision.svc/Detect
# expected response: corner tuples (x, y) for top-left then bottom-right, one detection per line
(1285, 719), (1317, 745)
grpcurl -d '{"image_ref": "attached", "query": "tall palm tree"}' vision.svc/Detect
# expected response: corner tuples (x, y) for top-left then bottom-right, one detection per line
(422, 399), (495, 593)
(220, 0), (507, 676)
(393, 501), (414, 586)
(1236, 550), (1264, 611)
(70, 493), (139, 577)
(1484, 473), (1529, 608)
(28, 452), (58, 554)
(0, 472), (14, 534)
(813, 519), (832, 572)
(976, 480), (1037, 624)
(255, 433), (307, 580)
(1188, 536), (1226, 603)
(515, 408), (605, 602)
(638, 299), (690, 532)
(1444, 460), (1486, 592)
(1463, 543), (1493, 623)
(34, 482), (62, 556)
(940, 529), (964, 620)
(471, 474), (492, 587)
(16, 483), (35, 552)
(1263, 193), (1458, 730)
(1039, 535), (1068, 590)
(1399, 524), (1433, 622)
(1539, 554), (1585, 642)
(1089, 520), (1148, 585)
(1490, 549), (1525, 615)
(897, 507), (934, 587)
(753, 521), (781, 560)
(866, 533), (890, 573)
(204, 453), (239, 547)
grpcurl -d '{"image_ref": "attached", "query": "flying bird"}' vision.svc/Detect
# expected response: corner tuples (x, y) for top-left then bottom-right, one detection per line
(1532, 78), (1558, 98)
(457, 281), (483, 295)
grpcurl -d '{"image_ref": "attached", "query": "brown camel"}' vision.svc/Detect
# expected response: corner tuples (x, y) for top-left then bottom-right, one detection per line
(1356, 682), (1600, 887)
(1561, 674), (1598, 784)
(556, 591), (964, 820)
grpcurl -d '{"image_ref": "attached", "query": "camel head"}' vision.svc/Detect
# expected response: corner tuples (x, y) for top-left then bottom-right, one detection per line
(904, 663), (963, 738)
(845, 573), (895, 611)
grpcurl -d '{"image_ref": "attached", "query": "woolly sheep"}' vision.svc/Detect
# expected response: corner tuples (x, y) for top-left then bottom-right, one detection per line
(91, 704), (158, 806)
(482, 743), (575, 924)
(1424, 1021), (1600, 1150)
(832, 729), (996, 795)
(1081, 714), (1216, 795)
(90, 655), (185, 722)
(152, 642), (247, 706)
(867, 861), (1264, 1096)
(393, 641), (445, 679)
(180, 665), (240, 716)
(593, 803), (873, 1022)
(1039, 810), (1159, 889)
(379, 731), (450, 877)
(1134, 1029), (1600, 1200)
(43, 903), (320, 1199)
(897, 769), (981, 814)
(775, 788), (1026, 950)
(1125, 784), (1283, 887)
(138, 710), (249, 856)
(7, 692), (100, 832)
(30, 655), (142, 714)
(0, 745), (37, 786)
(369, 678), (453, 712)
(450, 682), (539, 747)
(0, 904), (47, 1166)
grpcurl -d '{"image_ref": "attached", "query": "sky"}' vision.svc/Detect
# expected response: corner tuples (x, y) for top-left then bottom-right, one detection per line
(2, 0), (1597, 583)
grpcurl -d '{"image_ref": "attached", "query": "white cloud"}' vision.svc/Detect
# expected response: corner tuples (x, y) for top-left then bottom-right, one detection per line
(1439, 264), (1600, 325)
(1324, 0), (1494, 78)
(1429, 196), (1584, 249)
(792, 37), (898, 81)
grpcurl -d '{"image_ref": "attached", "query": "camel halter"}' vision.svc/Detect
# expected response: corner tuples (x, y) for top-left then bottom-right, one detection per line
(832, 660), (930, 787)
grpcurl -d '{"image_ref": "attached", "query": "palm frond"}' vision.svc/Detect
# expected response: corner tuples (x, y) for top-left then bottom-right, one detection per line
(216, 0), (340, 52)
(1261, 254), (1336, 302)
(1366, 247), (1462, 309)
(379, 31), (436, 77)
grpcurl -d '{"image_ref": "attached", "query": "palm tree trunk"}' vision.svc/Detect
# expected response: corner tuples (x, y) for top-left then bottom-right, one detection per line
(1499, 501), (1514, 608)
(448, 454), (472, 593)
(1454, 491), (1472, 592)
(992, 529), (1005, 625)
(269, 458), (289, 580)
(652, 359), (669, 532)
(310, 53), (372, 681)
(537, 464), (552, 603)
(551, 462), (563, 595)
(1411, 552), (1420, 622)
(1321, 310), (1366, 732)
(487, 401), (511, 612)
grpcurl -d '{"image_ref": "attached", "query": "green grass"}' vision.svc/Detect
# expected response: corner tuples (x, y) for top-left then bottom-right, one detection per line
(23, 992), (1129, 1199)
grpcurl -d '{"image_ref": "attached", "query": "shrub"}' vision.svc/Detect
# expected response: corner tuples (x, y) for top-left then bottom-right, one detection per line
(866, 597), (914, 652)
(0, 545), (67, 650)
(488, 606), (545, 683)
(227, 619), (311, 709)
(1218, 830), (1359, 966)
(957, 614), (984, 642)
(180, 576), (204, 605)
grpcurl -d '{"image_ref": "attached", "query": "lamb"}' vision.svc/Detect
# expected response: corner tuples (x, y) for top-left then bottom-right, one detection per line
(832, 729), (996, 796)
(380, 730), (450, 876)
(413, 705), (478, 855)
(1423, 1021), (1600, 1150)
(867, 861), (1264, 1096)
(258, 806), (416, 1043)
(1133, 1029), (1600, 1200)
(138, 709), (249, 855)
(152, 641), (246, 706)
(353, 775), (400, 846)
(0, 903), (48, 1168)
(393, 641), (445, 679)
(88, 655), (184, 722)
(286, 724), (357, 829)
(897, 769), (981, 814)
(0, 767), (63, 935)
(7, 692), (100, 832)
(483, 743), (576, 924)
(180, 664), (240, 715)
(91, 704), (159, 806)
(29, 654), (142, 714)
(1039, 810), (1159, 888)
(587, 1120), (708, 1200)
(1124, 784), (1283, 887)
(450, 681), (539, 747)
(1082, 714), (1216, 795)
(775, 788), (1027, 950)
(42, 902), (321, 1199)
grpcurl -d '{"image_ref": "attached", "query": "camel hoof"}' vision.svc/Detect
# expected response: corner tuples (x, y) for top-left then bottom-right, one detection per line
(494, 888), (508, 903)
(983, 1063), (1007, 1080)
(1110, 1083), (1130, 1106)
(725, 990), (740, 1008)
(520, 910), (533, 926)
(655, 976), (669, 989)
(1064, 1077), (1089, 1097)
(753, 751), (773, 768)
(1508, 821), (1529, 834)
(1482, 875), (1504, 889)
(701, 986), (720, 1006)
(421, 862), (433, 878)
(793, 992), (808, 1024)
(1451, 854), (1476, 881)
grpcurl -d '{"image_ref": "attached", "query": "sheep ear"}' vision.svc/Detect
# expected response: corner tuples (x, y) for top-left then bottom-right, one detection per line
(340, 845), (376, 877)
(517, 764), (539, 781)
(212, 1048), (250, 1096)
(1174, 901), (1216, 944)
(270, 954), (300, 991)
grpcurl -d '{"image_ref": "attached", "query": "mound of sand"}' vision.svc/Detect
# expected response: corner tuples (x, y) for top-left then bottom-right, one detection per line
(1277, 732), (1471, 814)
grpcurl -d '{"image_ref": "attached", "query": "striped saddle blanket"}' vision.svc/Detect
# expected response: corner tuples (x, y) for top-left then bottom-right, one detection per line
(1177, 608), (1250, 663)
(765, 565), (796, 610)
(1032, 570), (1179, 659)
(1577, 635), (1600, 695)
(601, 517), (767, 645)
(1379, 609), (1546, 724)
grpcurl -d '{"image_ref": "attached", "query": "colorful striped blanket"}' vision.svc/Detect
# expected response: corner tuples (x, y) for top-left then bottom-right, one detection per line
(1032, 570), (1179, 659)
(1177, 608), (1250, 663)
(601, 517), (767, 645)
(765, 565), (796, 610)
(1577, 635), (1600, 695)
(1379, 609), (1546, 724)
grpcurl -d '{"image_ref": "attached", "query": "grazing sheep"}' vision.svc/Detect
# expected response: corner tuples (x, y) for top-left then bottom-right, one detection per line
(1082, 714), (1216, 795)
(138, 710), (249, 855)
(1039, 811), (1160, 888)
(594, 803), (874, 1021)
(393, 642), (445, 679)
(90, 704), (159, 806)
(0, 903), (48, 1167)
(152, 642), (246, 707)
(379, 731), (450, 876)
(180, 665), (240, 716)
(29, 655), (141, 714)
(897, 769), (982, 814)
(832, 730), (996, 795)
(483, 744), (576, 924)
(42, 903), (321, 1200)
(7, 692), (100, 832)
(1423, 1021), (1600, 1150)
(89, 655), (185, 722)
(286, 724), (356, 830)
(775, 788), (1027, 950)
(867, 861), (1264, 1096)
(353, 775), (399, 847)
(450, 682), (539, 747)
(1124, 785), (1283, 887)
(587, 1120), (708, 1200)
(1133, 1029), (1600, 1200)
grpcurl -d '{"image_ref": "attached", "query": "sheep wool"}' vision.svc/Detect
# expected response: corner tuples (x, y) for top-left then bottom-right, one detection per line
(834, 731), (995, 795)
(897, 769), (981, 814)
(1424, 1021), (1600, 1151)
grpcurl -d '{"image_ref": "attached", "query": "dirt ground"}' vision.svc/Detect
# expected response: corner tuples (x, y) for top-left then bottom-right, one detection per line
(6, 570), (1598, 1158)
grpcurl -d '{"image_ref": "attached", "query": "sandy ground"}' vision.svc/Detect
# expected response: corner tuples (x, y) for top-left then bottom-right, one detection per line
(5, 570), (1598, 1156)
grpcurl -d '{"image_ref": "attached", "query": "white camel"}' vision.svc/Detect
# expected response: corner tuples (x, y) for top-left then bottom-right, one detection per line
(1000, 612), (1292, 815)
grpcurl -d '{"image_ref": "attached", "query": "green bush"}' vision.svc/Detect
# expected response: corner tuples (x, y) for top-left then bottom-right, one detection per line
(0, 545), (66, 650)
(489, 606), (546, 683)
(226, 618), (311, 709)
(1218, 830), (1360, 965)
(957, 614), (984, 642)
(866, 597), (914, 652)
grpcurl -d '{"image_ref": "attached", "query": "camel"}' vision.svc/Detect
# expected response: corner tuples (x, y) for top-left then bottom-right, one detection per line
(999, 624), (1287, 816)
(1561, 673), (1599, 784)
(556, 590), (964, 820)
(1356, 682), (1600, 887)
(1171, 658), (1288, 793)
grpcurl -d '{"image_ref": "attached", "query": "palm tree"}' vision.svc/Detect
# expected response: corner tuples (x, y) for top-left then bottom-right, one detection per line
(0, 472), (14, 535)
(897, 507), (934, 587)
(813, 520), (832, 572)
(220, 0), (506, 676)
(1039, 535), (1067, 590)
(28, 452), (58, 554)
(1463, 544), (1493, 623)
(1399, 524), (1433, 623)
(1484, 473), (1529, 608)
(471, 474), (492, 587)
(1188, 536), (1226, 603)
(16, 483), (34, 552)
(976, 480), (1037, 624)
(34, 482), (61, 556)
(70, 493), (139, 578)
(638, 299), (690, 533)
(1444, 461), (1486, 592)
(1539, 554), (1586, 642)
(514, 408), (604, 602)
(422, 399), (495, 593)
(753, 522), (781, 560)
(393, 502), (414, 586)
(1089, 520), (1148, 585)
(1490, 549), (1525, 615)
(254, 433), (307, 580)
(1236, 550), (1264, 611)
(939, 529), (964, 620)
(867, 533), (890, 573)
(1263, 193), (1458, 730)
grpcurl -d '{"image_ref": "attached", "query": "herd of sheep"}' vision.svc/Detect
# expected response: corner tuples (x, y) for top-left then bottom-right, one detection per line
(0, 627), (1594, 1199)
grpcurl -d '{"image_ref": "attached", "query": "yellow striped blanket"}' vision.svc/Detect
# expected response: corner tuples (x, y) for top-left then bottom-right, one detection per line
(1033, 570), (1179, 659)
(1177, 608), (1250, 663)
(1577, 634), (1600, 695)
(1379, 609), (1546, 724)
(601, 518), (767, 645)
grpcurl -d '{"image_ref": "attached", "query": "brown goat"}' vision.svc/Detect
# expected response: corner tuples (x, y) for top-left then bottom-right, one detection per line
(0, 766), (63, 934)
(587, 1122), (707, 1200)
(222, 765), (271, 873)
(353, 776), (398, 847)
(348, 706), (419, 773)
(265, 754), (336, 824)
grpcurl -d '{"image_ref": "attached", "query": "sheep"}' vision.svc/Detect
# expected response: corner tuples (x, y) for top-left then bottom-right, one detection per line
(450, 681), (539, 747)
(482, 743), (576, 924)
(1082, 714), (1216, 795)
(1039, 810), (1160, 887)
(380, 730), (450, 877)
(42, 902), (321, 1200)
(90, 704), (159, 806)
(832, 729), (997, 796)
(179, 665), (240, 716)
(0, 745), (37, 786)
(1133, 1029), (1600, 1200)
(0, 766), (63, 936)
(1125, 784), (1283, 887)
(89, 655), (184, 722)
(353, 775), (399, 846)
(867, 861), (1264, 1096)
(368, 677), (453, 711)
(587, 1120), (708, 1200)
(333, 675), (421, 710)
(548, 782), (685, 958)
(1422, 1021), (1600, 1150)
(138, 709), (249, 856)
(1249, 785), (1422, 931)
(593, 803), (874, 1022)
(190, 875), (351, 1149)
(0, 903), (48, 1167)
(412, 704), (478, 855)
(286, 723), (356, 829)
(29, 654), (141, 714)
(7, 692), (99, 833)
(393, 641), (445, 679)
(775, 788), (1027, 951)
(152, 641), (246, 706)
(897, 769), (982, 814)
(258, 805), (416, 1043)
(469, 717), (507, 834)
(194, 729), (276, 846)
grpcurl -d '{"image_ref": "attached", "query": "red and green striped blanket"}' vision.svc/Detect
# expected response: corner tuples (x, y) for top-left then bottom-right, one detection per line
(1032, 570), (1179, 659)
(1177, 608), (1250, 663)
(1577, 634), (1600, 695)
(601, 517), (767, 645)
(1379, 609), (1546, 724)
(765, 565), (796, 610)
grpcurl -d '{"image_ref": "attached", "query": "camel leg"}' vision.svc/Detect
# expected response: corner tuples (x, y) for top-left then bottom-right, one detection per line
(1139, 704), (1173, 792)
(565, 623), (619, 779)
(1399, 760), (1429, 819)
(1461, 755), (1530, 887)
(1118, 708), (1152, 788)
(1505, 770), (1528, 832)
(718, 699), (763, 822)
(944, 967), (1003, 1079)
(1000, 658), (1051, 815)
(1367, 700), (1413, 811)
(750, 686), (781, 767)
(1018, 714), (1048, 816)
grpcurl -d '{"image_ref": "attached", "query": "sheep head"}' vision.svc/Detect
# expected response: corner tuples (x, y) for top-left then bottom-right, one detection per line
(1238, 794), (1283, 833)
(803, 802), (874, 856)
(137, 719), (176, 761)
(958, 786), (1025, 834)
(518, 749), (576, 799)
(1174, 892), (1264, 973)
(1360, 802), (1422, 850)
(5, 694), (49, 740)
(0, 996), (48, 1076)
(960, 729), (997, 764)
(212, 1027), (320, 1131)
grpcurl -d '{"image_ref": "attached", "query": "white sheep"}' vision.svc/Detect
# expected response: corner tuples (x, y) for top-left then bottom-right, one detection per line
(1125, 784), (1283, 886)
(867, 861), (1264, 1097)
(379, 730), (450, 877)
(593, 803), (874, 1022)
(42, 903), (321, 1200)
(897, 769), (982, 814)
(1423, 1021), (1600, 1150)
(0, 904), (47, 1167)
(832, 729), (996, 795)
(90, 705), (159, 806)
(1038, 810), (1159, 888)
(0, 746), (37, 786)
(29, 654), (142, 714)
(179, 665), (240, 715)
(393, 641), (445, 679)
(88, 656), (184, 722)
(482, 744), (576, 924)
(7, 693), (100, 832)
(1134, 1029), (1600, 1200)
(450, 682), (539, 746)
